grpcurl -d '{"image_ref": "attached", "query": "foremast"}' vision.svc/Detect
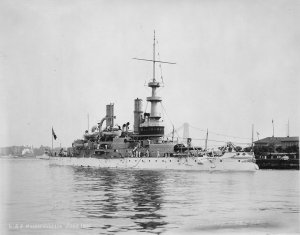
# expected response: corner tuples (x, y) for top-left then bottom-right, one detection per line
(134, 31), (175, 137)
(147, 31), (162, 122)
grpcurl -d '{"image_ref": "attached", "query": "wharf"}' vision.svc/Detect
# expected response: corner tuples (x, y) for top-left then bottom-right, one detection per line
(256, 158), (299, 170)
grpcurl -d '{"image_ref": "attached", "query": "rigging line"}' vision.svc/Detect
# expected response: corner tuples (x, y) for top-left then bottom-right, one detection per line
(210, 132), (251, 140)
(129, 157), (143, 168)
(158, 54), (164, 85)
(189, 125), (206, 132)
(189, 125), (252, 140)
(178, 137), (227, 143)
(232, 142), (252, 145)
(161, 104), (179, 138)
(156, 39), (164, 85)
(144, 101), (148, 113)
(211, 134), (251, 140)
(161, 102), (174, 127)
(174, 130), (180, 139)
(161, 102), (180, 139)
(165, 125), (182, 137)
(177, 136), (251, 145)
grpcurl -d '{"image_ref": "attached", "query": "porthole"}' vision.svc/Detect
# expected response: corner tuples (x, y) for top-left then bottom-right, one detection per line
(170, 160), (171, 162)
(195, 160), (197, 162)
(156, 160), (157, 162)
(149, 160), (150, 162)
(220, 160), (222, 162)
(238, 160), (240, 162)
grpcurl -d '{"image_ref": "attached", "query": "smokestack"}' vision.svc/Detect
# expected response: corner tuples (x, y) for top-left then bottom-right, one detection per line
(134, 98), (143, 134)
(106, 103), (115, 128)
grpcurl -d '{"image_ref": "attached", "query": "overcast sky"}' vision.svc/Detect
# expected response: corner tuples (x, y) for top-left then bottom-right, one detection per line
(0, 0), (299, 148)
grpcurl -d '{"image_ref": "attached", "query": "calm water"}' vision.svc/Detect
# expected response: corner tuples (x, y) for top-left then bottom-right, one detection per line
(0, 158), (299, 234)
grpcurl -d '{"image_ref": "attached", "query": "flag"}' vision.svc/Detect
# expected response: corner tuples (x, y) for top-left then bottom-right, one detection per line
(272, 119), (274, 124)
(52, 127), (57, 140)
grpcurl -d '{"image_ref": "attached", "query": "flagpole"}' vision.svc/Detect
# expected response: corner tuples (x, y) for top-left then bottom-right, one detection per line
(88, 113), (89, 133)
(205, 129), (208, 151)
(272, 119), (274, 137)
(287, 119), (289, 137)
(52, 126), (53, 157)
(251, 124), (254, 151)
(172, 125), (174, 142)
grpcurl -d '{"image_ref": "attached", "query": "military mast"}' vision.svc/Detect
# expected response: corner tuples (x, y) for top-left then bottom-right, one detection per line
(133, 31), (175, 137)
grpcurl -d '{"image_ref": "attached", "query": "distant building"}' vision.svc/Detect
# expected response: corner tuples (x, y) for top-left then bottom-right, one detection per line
(0, 145), (51, 156)
(254, 136), (299, 150)
(254, 137), (299, 167)
(0, 146), (23, 156)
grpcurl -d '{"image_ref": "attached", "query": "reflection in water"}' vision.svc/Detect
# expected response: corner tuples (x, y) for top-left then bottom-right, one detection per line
(4, 159), (299, 234)
(72, 168), (167, 234)
(130, 171), (167, 231)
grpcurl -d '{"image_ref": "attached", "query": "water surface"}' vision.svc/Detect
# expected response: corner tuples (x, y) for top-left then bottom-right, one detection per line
(1, 158), (299, 234)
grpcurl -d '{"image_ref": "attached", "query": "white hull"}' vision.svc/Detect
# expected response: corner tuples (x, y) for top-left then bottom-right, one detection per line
(49, 156), (259, 171)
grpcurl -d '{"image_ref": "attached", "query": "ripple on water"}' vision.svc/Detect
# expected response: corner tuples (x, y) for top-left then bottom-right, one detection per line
(3, 160), (300, 234)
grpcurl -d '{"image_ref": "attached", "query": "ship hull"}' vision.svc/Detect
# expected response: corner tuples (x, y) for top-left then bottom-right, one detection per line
(49, 156), (258, 171)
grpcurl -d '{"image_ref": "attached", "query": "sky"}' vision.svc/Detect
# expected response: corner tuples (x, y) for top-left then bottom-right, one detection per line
(0, 0), (299, 148)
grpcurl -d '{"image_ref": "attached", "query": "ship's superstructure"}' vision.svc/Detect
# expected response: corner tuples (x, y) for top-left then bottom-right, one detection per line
(49, 33), (259, 171)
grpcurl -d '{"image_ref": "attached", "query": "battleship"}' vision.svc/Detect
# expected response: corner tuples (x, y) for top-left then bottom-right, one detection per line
(50, 33), (259, 171)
